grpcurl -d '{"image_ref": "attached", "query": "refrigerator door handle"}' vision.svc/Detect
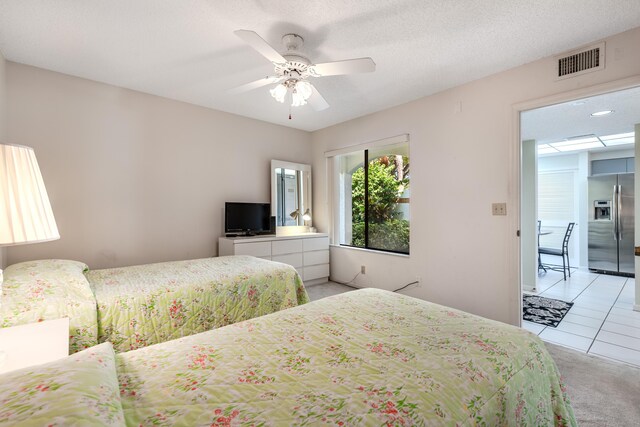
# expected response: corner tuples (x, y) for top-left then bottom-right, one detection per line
(618, 184), (623, 240)
(612, 185), (618, 241)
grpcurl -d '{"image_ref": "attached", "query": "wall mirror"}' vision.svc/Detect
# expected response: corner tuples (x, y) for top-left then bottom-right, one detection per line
(271, 160), (312, 228)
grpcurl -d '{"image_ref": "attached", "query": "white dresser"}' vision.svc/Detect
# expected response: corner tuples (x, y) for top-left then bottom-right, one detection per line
(218, 233), (329, 285)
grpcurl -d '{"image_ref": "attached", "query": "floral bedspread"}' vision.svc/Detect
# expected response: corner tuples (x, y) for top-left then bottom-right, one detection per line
(87, 256), (308, 352)
(0, 259), (98, 353)
(117, 288), (576, 426)
(0, 343), (125, 426)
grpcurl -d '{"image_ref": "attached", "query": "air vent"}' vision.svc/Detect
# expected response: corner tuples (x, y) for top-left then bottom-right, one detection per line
(556, 42), (605, 80)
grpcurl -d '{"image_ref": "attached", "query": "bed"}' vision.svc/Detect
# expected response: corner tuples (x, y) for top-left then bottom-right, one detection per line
(0, 256), (308, 353)
(0, 289), (576, 426)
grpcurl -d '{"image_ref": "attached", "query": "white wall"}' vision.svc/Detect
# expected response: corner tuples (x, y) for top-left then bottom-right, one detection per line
(0, 51), (6, 141)
(5, 63), (312, 269)
(635, 124), (640, 311)
(521, 140), (537, 291)
(311, 27), (640, 325)
(0, 50), (7, 268)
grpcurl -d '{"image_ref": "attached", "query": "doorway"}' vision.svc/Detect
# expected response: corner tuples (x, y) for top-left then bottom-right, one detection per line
(518, 84), (640, 366)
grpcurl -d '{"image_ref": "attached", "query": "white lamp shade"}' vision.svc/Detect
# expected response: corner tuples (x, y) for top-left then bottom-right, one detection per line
(295, 81), (312, 100)
(291, 90), (307, 107)
(0, 144), (59, 246)
(269, 84), (287, 103)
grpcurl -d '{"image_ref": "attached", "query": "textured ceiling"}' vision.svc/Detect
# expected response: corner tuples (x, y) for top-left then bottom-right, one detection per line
(0, 1), (639, 131)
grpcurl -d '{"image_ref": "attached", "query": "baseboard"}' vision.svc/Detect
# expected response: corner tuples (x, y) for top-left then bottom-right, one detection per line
(304, 277), (329, 287)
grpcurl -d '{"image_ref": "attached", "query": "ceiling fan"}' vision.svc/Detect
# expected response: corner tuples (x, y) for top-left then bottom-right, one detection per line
(231, 30), (376, 113)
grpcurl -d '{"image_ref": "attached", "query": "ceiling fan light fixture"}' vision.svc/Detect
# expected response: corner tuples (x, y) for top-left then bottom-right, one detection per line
(233, 30), (376, 114)
(590, 110), (614, 117)
(291, 88), (308, 107)
(270, 84), (287, 103)
(295, 81), (312, 100)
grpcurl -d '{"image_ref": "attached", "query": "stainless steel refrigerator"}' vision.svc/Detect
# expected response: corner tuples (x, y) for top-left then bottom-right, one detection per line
(588, 173), (635, 276)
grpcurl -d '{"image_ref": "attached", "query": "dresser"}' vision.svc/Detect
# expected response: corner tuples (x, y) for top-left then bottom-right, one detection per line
(218, 233), (329, 285)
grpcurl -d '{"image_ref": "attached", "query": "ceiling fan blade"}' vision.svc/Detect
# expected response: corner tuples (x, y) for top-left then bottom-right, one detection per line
(307, 84), (329, 111)
(309, 57), (376, 77)
(228, 76), (281, 95)
(234, 30), (287, 64)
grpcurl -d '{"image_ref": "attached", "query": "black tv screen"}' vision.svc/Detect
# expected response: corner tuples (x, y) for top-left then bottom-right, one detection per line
(225, 202), (273, 235)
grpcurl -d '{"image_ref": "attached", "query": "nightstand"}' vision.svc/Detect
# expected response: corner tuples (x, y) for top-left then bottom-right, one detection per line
(0, 317), (70, 374)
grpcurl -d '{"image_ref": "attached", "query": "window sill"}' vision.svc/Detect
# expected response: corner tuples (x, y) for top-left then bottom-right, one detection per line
(330, 244), (410, 258)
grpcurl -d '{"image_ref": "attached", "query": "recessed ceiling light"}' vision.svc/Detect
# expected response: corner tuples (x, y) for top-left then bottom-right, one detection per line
(591, 110), (614, 117)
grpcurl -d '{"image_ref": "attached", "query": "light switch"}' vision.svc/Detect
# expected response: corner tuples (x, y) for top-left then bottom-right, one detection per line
(492, 203), (507, 216)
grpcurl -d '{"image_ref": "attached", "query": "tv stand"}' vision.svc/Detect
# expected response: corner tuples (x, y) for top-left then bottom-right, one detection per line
(225, 231), (276, 237)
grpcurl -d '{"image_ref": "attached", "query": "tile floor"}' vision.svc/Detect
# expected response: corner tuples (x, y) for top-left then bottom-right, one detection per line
(524, 268), (640, 368)
(307, 271), (640, 369)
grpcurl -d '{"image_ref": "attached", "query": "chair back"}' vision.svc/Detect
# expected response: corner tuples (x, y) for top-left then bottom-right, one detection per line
(537, 220), (542, 245)
(562, 222), (575, 253)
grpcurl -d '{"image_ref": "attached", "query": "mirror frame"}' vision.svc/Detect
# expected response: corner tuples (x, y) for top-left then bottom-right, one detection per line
(271, 160), (312, 229)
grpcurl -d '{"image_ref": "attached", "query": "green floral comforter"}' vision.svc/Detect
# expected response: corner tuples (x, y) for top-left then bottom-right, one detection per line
(115, 289), (576, 426)
(0, 259), (98, 353)
(87, 256), (308, 352)
(1, 256), (307, 354)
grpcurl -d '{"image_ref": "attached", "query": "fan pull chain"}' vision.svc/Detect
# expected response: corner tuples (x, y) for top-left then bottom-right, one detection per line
(289, 103), (292, 120)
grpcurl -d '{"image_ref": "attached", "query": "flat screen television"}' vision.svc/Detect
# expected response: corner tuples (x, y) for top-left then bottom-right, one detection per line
(225, 202), (273, 236)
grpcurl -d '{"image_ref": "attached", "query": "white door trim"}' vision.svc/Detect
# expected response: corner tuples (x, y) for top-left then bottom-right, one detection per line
(510, 74), (640, 327)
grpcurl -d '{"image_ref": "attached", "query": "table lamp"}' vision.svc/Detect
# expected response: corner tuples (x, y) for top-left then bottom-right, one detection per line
(0, 143), (59, 370)
(0, 143), (60, 273)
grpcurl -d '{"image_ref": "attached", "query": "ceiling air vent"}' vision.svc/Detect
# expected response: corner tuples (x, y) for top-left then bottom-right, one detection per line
(556, 42), (605, 80)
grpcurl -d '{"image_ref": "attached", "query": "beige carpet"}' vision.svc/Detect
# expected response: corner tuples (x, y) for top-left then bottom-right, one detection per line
(545, 342), (640, 426)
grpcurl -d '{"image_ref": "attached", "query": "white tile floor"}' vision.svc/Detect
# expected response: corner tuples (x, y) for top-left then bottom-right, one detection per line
(524, 268), (640, 368)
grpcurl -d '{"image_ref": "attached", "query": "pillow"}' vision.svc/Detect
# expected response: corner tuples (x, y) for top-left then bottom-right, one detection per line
(0, 342), (125, 426)
(3, 258), (89, 281)
(0, 260), (98, 353)
(1, 259), (90, 300)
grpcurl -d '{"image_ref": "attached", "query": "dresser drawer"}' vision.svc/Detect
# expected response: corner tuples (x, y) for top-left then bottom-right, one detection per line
(303, 237), (329, 252)
(303, 264), (330, 281)
(271, 253), (303, 268)
(272, 239), (303, 255)
(234, 241), (271, 257)
(303, 250), (329, 266)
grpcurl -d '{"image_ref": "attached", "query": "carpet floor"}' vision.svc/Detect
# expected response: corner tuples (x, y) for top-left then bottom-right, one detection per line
(545, 342), (640, 426)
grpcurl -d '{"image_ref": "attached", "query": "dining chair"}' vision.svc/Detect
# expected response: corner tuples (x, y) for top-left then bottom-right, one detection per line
(538, 222), (575, 280)
(537, 220), (546, 273)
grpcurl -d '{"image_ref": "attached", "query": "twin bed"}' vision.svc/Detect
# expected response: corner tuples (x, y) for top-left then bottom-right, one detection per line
(0, 256), (308, 352)
(0, 288), (576, 425)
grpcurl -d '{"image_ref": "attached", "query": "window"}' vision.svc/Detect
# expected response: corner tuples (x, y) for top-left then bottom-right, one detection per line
(538, 170), (578, 251)
(331, 137), (410, 254)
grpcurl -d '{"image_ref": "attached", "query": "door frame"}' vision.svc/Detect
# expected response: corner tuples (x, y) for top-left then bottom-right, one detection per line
(509, 75), (640, 326)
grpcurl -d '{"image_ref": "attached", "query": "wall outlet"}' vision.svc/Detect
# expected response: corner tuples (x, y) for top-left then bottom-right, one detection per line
(492, 202), (507, 216)
(361, 265), (366, 274)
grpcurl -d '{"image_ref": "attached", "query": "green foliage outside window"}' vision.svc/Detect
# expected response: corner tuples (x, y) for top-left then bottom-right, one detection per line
(351, 155), (410, 253)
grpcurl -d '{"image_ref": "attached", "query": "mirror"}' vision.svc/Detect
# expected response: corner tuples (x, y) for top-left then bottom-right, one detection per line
(271, 160), (312, 228)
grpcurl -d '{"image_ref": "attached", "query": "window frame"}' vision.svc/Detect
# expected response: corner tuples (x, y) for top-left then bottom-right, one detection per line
(326, 134), (410, 255)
